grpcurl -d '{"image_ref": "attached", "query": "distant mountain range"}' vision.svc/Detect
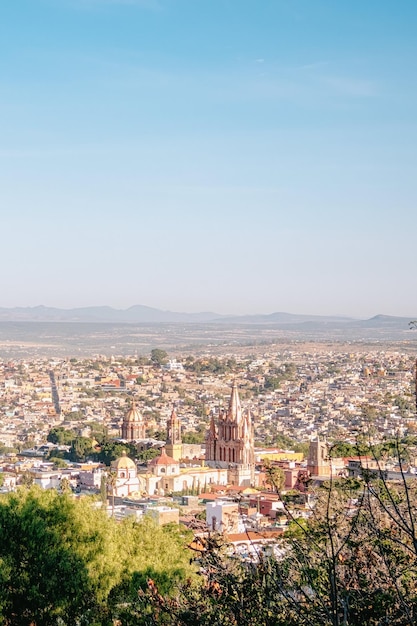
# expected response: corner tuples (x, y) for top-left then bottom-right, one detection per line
(0, 305), (221, 324)
(0, 306), (414, 330)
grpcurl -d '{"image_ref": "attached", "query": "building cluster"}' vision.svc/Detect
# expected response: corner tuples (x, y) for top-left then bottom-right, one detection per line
(0, 355), (417, 557)
(252, 349), (417, 443)
(0, 346), (415, 508)
(0, 348), (415, 453)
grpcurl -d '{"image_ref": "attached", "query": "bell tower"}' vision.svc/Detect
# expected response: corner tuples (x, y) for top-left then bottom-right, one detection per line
(307, 436), (330, 477)
(165, 405), (183, 461)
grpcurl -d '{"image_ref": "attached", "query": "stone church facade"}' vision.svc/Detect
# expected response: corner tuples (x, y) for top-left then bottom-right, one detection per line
(205, 382), (255, 486)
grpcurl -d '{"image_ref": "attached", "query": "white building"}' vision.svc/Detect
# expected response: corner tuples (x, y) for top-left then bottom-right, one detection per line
(206, 500), (239, 533)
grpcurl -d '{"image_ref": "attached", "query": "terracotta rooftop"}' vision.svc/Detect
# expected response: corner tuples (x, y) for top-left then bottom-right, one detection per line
(148, 447), (177, 466)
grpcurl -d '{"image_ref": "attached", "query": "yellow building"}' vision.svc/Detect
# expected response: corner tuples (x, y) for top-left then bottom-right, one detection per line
(255, 450), (304, 463)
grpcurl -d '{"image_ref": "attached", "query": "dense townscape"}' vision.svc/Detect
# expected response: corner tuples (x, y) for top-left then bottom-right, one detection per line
(1, 341), (417, 625)
(0, 345), (415, 455)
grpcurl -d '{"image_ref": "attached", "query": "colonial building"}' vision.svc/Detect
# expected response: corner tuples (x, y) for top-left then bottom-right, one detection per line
(148, 447), (180, 481)
(121, 401), (146, 441)
(307, 436), (330, 477)
(110, 451), (142, 497)
(205, 382), (255, 486)
(164, 405), (203, 461)
(165, 405), (182, 461)
(109, 384), (256, 497)
(307, 437), (346, 479)
(140, 447), (229, 495)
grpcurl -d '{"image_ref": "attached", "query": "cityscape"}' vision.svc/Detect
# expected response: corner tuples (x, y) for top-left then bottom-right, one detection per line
(1, 328), (417, 623)
(2, 0), (417, 623)
(1, 338), (416, 457)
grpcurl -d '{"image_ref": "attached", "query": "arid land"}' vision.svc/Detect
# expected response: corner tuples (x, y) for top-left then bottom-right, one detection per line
(0, 321), (415, 359)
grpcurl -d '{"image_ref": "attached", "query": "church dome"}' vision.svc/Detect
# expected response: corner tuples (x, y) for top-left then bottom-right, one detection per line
(148, 447), (177, 466)
(112, 451), (136, 471)
(125, 402), (143, 423)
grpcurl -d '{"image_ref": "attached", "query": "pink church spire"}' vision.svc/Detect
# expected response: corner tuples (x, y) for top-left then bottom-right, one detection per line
(227, 380), (242, 424)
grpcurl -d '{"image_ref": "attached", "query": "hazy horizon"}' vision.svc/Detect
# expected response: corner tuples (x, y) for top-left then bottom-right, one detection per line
(2, 1), (417, 318)
(0, 302), (416, 321)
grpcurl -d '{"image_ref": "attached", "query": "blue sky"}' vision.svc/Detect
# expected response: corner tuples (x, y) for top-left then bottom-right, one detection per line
(1, 0), (416, 317)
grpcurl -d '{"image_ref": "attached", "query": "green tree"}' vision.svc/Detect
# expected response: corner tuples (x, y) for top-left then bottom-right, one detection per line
(328, 440), (358, 458)
(0, 488), (119, 624)
(70, 436), (94, 462)
(264, 459), (285, 492)
(47, 426), (75, 446)
(150, 349), (168, 366)
(89, 421), (108, 445)
(0, 488), (195, 625)
(132, 534), (287, 626)
(182, 430), (206, 444)
(138, 447), (161, 462)
(49, 456), (68, 468)
(100, 473), (107, 505)
(264, 375), (282, 390)
(0, 445), (18, 455)
(96, 441), (137, 466)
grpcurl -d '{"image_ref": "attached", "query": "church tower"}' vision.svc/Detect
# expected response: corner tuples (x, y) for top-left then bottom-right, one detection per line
(165, 405), (182, 461)
(121, 400), (146, 441)
(205, 382), (255, 486)
(205, 411), (218, 463)
(307, 436), (330, 477)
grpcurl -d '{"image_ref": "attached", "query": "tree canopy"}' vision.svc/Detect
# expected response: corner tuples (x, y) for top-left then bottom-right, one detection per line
(96, 441), (137, 465)
(150, 349), (168, 366)
(69, 436), (95, 462)
(47, 426), (75, 446)
(0, 487), (195, 625)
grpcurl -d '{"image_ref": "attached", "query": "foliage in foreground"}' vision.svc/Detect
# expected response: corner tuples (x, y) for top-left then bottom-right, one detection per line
(4, 448), (417, 625)
(133, 473), (417, 626)
(0, 487), (194, 626)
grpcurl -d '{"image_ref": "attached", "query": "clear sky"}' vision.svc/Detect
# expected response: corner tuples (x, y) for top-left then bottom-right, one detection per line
(1, 0), (416, 318)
